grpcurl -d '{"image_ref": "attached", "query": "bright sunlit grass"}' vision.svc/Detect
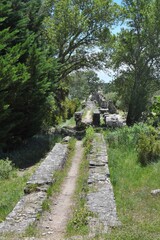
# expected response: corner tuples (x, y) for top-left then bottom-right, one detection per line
(105, 145), (160, 240)
(0, 168), (33, 222)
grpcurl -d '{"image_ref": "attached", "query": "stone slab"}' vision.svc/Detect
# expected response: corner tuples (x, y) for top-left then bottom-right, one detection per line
(0, 192), (46, 233)
(26, 143), (68, 187)
(86, 133), (120, 235)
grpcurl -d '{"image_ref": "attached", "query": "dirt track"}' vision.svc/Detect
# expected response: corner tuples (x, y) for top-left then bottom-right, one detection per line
(37, 141), (84, 240)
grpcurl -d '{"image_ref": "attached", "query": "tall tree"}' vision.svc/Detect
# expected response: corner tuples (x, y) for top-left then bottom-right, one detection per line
(69, 70), (103, 100)
(44, 0), (118, 81)
(111, 0), (160, 125)
(0, 0), (57, 149)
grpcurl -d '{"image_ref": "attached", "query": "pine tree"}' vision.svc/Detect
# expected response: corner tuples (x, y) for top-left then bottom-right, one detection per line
(0, 0), (57, 149)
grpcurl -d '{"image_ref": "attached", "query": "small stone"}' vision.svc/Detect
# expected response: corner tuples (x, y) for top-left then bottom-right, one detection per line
(49, 217), (52, 221)
(63, 136), (71, 143)
(42, 233), (46, 236)
(151, 189), (160, 196)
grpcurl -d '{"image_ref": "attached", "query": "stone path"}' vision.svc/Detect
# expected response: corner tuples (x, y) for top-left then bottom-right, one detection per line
(87, 133), (120, 236)
(82, 99), (96, 124)
(36, 141), (84, 240)
(0, 108), (120, 240)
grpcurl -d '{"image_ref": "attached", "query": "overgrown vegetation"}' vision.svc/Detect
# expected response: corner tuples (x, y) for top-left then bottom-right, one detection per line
(0, 159), (14, 180)
(0, 166), (34, 222)
(111, 0), (160, 125)
(0, 0), (116, 153)
(105, 124), (160, 166)
(66, 127), (95, 237)
(104, 125), (160, 240)
(137, 132), (160, 166)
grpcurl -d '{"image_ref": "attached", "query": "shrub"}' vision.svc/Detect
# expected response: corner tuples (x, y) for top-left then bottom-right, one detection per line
(106, 123), (152, 148)
(147, 95), (160, 127)
(0, 159), (13, 180)
(105, 92), (118, 104)
(137, 132), (160, 166)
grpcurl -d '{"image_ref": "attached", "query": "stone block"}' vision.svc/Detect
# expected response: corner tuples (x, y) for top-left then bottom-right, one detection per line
(92, 110), (100, 126)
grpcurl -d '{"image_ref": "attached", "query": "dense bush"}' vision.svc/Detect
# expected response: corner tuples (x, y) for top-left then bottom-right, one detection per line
(106, 123), (160, 166)
(0, 0), (58, 149)
(64, 98), (80, 120)
(0, 159), (13, 180)
(137, 132), (160, 166)
(147, 95), (160, 127)
(105, 92), (118, 104)
(106, 123), (151, 148)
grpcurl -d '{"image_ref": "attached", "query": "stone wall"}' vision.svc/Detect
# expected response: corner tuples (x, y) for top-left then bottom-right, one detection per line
(87, 133), (120, 236)
(0, 142), (68, 234)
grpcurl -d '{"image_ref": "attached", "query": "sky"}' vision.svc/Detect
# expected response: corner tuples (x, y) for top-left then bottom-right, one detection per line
(96, 0), (123, 83)
(114, 0), (122, 4)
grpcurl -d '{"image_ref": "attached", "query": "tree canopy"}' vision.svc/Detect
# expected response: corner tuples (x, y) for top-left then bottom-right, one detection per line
(111, 0), (160, 125)
(44, 0), (117, 81)
(0, 0), (57, 149)
(0, 0), (118, 149)
(1, 0), (160, 151)
(69, 70), (103, 101)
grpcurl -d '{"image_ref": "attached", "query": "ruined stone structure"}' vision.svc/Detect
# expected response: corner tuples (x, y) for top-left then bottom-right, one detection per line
(74, 111), (83, 128)
(92, 110), (100, 126)
(104, 113), (126, 128)
(87, 133), (120, 235)
(91, 91), (108, 109)
(0, 143), (68, 234)
(108, 100), (117, 114)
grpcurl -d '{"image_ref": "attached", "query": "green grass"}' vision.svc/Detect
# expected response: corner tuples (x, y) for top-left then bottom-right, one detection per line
(104, 144), (160, 240)
(60, 116), (76, 128)
(0, 168), (34, 222)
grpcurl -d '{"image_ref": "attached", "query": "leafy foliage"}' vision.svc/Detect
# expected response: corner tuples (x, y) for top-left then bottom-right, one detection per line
(106, 123), (160, 166)
(0, 0), (57, 149)
(111, 0), (160, 125)
(0, 159), (13, 180)
(44, 0), (117, 81)
(137, 132), (160, 166)
(148, 95), (160, 127)
(106, 123), (151, 148)
(69, 70), (103, 101)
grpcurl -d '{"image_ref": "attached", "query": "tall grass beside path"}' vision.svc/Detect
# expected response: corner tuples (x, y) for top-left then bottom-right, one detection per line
(104, 126), (160, 240)
(0, 167), (35, 222)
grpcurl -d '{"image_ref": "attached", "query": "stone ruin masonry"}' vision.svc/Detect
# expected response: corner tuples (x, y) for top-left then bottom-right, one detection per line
(0, 142), (69, 235)
(87, 133), (120, 236)
(75, 93), (126, 129)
